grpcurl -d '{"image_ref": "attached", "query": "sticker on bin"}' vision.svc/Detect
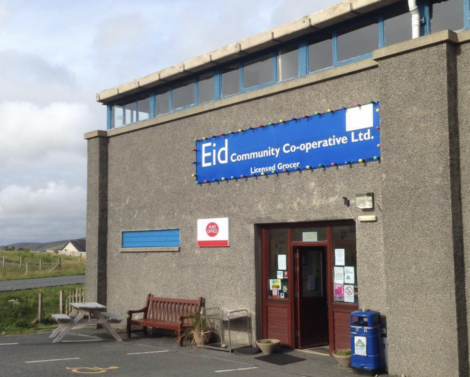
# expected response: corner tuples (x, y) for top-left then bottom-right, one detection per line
(354, 336), (367, 356)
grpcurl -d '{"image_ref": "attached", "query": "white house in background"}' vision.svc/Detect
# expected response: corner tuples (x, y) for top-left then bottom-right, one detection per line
(59, 239), (86, 259)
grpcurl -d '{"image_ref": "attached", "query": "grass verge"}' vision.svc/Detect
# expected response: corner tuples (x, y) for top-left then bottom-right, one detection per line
(0, 284), (84, 336)
(0, 251), (85, 281)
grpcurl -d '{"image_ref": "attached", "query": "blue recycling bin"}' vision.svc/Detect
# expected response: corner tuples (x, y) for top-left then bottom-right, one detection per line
(350, 310), (384, 373)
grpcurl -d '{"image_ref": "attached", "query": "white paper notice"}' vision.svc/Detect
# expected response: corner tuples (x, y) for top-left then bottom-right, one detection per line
(344, 266), (355, 284)
(277, 271), (283, 279)
(335, 249), (345, 266)
(344, 285), (355, 303)
(334, 267), (344, 284)
(278, 255), (287, 270)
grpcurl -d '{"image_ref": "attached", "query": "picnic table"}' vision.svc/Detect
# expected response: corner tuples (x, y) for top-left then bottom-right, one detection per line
(50, 302), (123, 343)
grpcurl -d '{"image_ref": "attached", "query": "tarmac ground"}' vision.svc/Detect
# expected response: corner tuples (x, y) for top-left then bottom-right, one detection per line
(0, 327), (389, 377)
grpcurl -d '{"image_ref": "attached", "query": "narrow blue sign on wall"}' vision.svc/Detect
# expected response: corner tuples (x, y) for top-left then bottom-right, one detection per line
(195, 103), (380, 183)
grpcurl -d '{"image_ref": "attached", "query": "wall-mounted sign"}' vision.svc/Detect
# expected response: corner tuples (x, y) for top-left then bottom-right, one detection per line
(197, 218), (229, 247)
(195, 103), (380, 183)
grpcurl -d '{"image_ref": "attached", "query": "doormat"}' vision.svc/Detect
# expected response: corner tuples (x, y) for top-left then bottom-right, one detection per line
(255, 353), (305, 365)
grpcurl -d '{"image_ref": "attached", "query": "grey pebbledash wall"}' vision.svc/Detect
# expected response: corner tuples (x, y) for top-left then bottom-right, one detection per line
(86, 32), (470, 377)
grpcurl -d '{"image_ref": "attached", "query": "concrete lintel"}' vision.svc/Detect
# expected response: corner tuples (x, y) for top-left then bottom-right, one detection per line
(373, 30), (459, 61)
(85, 58), (377, 140)
(309, 3), (356, 29)
(352, 0), (399, 14)
(210, 42), (243, 63)
(272, 16), (314, 42)
(84, 130), (109, 140)
(239, 31), (279, 54)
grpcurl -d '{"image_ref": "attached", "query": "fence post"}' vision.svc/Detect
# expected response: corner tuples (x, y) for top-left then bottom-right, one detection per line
(2, 255), (4, 267)
(38, 293), (43, 322)
(26, 263), (29, 275)
(20, 257), (23, 268)
(59, 291), (63, 314)
(39, 259), (42, 271)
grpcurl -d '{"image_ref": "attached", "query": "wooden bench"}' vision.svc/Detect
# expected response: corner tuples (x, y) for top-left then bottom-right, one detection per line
(126, 294), (203, 346)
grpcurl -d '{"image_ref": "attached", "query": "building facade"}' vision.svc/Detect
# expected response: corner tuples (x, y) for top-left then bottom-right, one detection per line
(85, 1), (470, 375)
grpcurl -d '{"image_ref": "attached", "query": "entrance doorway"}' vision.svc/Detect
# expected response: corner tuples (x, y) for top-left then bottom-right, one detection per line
(261, 222), (358, 353)
(295, 246), (328, 349)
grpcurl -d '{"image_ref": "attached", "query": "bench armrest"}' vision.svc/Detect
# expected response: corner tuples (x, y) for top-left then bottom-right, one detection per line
(127, 307), (147, 319)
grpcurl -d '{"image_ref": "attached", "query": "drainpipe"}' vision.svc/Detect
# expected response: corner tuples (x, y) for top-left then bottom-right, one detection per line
(408, 0), (420, 39)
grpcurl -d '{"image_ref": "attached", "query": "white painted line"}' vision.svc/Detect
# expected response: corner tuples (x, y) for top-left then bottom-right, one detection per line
(0, 343), (19, 346)
(25, 357), (81, 364)
(215, 367), (258, 373)
(127, 350), (169, 355)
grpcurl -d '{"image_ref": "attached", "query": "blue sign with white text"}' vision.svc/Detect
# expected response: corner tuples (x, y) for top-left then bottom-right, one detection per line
(195, 103), (380, 183)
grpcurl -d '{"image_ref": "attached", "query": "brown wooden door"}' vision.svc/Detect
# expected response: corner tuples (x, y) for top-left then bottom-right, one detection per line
(295, 246), (329, 348)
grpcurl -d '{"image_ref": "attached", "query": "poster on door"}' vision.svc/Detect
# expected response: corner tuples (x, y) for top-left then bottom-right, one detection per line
(334, 283), (344, 300)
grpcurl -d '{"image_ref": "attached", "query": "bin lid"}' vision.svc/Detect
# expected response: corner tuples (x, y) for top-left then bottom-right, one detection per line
(351, 310), (380, 317)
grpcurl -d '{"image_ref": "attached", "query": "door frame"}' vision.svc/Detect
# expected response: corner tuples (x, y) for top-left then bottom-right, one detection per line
(261, 221), (358, 353)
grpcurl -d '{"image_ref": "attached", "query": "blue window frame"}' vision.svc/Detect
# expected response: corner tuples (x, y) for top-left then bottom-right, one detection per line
(122, 229), (180, 248)
(106, 0), (470, 129)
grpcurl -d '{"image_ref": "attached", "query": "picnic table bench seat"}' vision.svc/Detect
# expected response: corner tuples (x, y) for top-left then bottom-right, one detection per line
(127, 294), (203, 346)
(52, 314), (73, 323)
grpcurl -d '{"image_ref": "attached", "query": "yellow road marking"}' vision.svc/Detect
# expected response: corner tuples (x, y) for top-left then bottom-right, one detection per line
(66, 366), (119, 374)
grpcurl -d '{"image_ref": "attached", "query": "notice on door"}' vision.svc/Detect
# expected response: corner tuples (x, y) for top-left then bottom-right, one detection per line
(344, 266), (355, 284)
(335, 249), (345, 266)
(354, 336), (367, 356)
(344, 284), (355, 303)
(334, 267), (344, 283)
(278, 255), (287, 270)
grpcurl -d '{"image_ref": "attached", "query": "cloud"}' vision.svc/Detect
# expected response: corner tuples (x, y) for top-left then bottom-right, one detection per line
(0, 1), (10, 24)
(0, 51), (87, 105)
(0, 101), (98, 162)
(0, 182), (86, 245)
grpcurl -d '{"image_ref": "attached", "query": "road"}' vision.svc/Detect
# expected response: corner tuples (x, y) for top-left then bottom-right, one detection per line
(0, 275), (85, 292)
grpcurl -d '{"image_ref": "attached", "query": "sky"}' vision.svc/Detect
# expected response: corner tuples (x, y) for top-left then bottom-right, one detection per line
(0, 0), (342, 245)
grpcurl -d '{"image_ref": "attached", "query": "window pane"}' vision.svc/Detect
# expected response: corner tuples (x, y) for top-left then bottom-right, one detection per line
(309, 35), (333, 72)
(137, 96), (150, 121)
(385, 9), (411, 46)
(198, 73), (214, 104)
(173, 81), (195, 110)
(332, 225), (358, 304)
(268, 229), (289, 299)
(278, 45), (298, 81)
(243, 55), (273, 89)
(338, 22), (378, 62)
(156, 88), (170, 115)
(124, 101), (137, 125)
(431, 0), (463, 33)
(292, 227), (327, 242)
(222, 65), (239, 97)
(112, 105), (123, 128)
